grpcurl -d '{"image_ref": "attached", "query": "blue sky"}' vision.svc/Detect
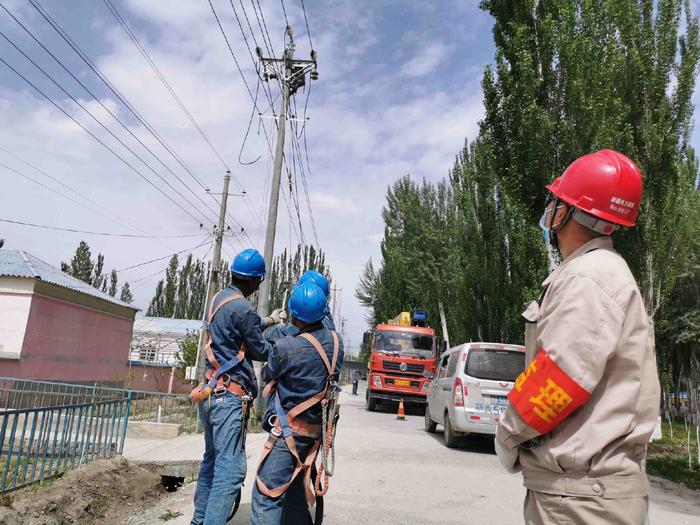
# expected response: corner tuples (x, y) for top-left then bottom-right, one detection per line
(0, 1), (697, 355)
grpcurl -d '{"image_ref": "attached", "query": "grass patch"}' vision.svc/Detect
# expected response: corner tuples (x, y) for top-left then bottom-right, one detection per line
(647, 420), (700, 490)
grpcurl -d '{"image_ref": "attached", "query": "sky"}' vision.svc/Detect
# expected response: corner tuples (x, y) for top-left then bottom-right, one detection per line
(0, 1), (697, 356)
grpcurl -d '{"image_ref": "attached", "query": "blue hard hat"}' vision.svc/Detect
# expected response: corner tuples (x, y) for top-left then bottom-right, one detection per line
(288, 282), (327, 323)
(230, 249), (266, 278)
(298, 269), (330, 298)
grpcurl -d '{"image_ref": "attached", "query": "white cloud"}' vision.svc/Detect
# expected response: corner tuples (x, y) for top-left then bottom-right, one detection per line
(400, 41), (450, 78)
(311, 192), (360, 217)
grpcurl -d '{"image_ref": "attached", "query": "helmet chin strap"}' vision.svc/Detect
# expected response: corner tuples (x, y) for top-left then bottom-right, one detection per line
(549, 197), (575, 251)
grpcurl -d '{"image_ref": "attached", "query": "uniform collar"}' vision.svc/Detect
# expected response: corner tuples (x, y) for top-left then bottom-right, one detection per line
(542, 236), (614, 287)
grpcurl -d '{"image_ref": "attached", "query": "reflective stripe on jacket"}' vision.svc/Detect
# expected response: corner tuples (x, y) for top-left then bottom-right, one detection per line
(496, 236), (660, 498)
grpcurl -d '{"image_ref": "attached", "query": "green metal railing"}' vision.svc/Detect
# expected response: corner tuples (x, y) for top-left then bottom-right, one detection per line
(0, 394), (131, 493)
(0, 377), (196, 432)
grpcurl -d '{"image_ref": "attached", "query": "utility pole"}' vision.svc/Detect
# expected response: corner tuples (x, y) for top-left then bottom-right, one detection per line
(256, 26), (318, 318)
(192, 171), (232, 381)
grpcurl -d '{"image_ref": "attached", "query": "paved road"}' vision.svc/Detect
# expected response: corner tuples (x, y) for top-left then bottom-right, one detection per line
(129, 384), (700, 524)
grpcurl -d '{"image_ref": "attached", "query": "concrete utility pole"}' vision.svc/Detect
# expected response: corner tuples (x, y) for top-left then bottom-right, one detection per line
(256, 26), (319, 318)
(193, 171), (231, 380)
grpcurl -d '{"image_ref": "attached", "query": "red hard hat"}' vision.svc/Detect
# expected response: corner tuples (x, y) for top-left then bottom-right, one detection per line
(546, 149), (643, 227)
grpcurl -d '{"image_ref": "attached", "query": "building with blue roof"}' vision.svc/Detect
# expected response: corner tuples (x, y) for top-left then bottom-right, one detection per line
(0, 249), (138, 384)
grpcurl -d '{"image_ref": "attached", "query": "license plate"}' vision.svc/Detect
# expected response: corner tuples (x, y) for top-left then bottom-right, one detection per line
(474, 403), (508, 415)
(491, 396), (508, 405)
(395, 379), (410, 387)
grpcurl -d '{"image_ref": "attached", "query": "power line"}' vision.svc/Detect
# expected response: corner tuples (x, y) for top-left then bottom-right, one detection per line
(116, 237), (213, 272)
(27, 0), (208, 191)
(206, 0), (280, 235)
(25, 0), (257, 247)
(0, 32), (213, 227)
(0, 146), (156, 237)
(129, 238), (213, 290)
(228, 0), (277, 110)
(102, 0), (225, 171)
(251, 0), (276, 59)
(0, 218), (207, 238)
(300, 0), (314, 50)
(0, 56), (207, 225)
(289, 120), (319, 245)
(101, 0), (261, 240)
(0, 4), (222, 227)
(279, 0), (289, 27)
(0, 160), (122, 225)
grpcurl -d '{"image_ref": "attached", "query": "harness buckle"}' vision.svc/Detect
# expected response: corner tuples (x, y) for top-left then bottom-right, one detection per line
(220, 373), (231, 386)
(213, 386), (227, 396)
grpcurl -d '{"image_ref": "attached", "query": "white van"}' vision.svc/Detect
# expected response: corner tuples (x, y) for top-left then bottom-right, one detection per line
(424, 342), (526, 447)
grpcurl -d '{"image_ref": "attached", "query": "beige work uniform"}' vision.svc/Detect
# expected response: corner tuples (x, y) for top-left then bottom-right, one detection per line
(496, 237), (660, 525)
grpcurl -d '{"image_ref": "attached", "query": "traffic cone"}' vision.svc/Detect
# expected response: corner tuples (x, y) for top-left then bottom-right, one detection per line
(396, 398), (406, 421)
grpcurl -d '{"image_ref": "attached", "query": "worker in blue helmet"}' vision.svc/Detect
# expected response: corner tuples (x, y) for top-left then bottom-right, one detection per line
(191, 248), (287, 525)
(263, 269), (336, 344)
(298, 269), (336, 331)
(251, 281), (344, 524)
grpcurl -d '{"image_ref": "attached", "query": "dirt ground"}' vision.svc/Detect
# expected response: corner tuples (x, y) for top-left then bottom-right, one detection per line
(0, 457), (165, 525)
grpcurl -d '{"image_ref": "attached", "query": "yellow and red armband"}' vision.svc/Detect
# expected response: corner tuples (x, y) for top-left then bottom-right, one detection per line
(508, 349), (590, 434)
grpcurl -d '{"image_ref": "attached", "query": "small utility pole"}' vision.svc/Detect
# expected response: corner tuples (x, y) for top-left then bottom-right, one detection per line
(193, 171), (231, 380)
(256, 26), (318, 318)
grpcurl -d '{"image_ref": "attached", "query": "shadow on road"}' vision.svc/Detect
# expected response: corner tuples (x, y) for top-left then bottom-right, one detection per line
(426, 428), (497, 455)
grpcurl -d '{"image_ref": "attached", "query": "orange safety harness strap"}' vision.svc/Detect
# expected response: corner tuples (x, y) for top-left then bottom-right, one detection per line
(190, 292), (248, 402)
(255, 331), (339, 507)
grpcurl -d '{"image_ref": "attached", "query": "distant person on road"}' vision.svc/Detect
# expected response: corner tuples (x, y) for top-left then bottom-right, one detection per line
(494, 151), (660, 525)
(351, 369), (360, 395)
(251, 281), (344, 524)
(190, 249), (285, 525)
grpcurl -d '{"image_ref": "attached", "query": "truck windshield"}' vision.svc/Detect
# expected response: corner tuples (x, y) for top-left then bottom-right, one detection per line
(465, 349), (525, 382)
(374, 330), (434, 357)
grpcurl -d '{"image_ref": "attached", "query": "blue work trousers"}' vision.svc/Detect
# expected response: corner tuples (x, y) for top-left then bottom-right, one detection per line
(250, 435), (317, 525)
(191, 393), (247, 525)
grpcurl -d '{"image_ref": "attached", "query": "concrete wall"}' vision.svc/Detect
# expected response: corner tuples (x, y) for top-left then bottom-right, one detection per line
(0, 278), (33, 360)
(1, 288), (135, 383)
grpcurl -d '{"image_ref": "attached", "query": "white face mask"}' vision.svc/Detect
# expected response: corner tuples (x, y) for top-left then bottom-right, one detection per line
(539, 201), (566, 245)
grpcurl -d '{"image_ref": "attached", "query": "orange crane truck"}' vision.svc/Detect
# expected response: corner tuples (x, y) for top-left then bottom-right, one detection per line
(362, 310), (441, 412)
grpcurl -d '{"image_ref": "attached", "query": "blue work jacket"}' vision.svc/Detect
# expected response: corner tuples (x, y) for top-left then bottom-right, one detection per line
(263, 311), (336, 342)
(261, 321), (344, 427)
(207, 285), (273, 398)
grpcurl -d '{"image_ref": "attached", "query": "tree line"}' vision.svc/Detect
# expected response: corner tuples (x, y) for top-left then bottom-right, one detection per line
(147, 243), (330, 320)
(356, 0), (700, 402)
(60, 240), (133, 303)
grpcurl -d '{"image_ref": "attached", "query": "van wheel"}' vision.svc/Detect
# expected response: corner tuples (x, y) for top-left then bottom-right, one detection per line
(366, 391), (377, 412)
(424, 405), (437, 433)
(443, 414), (459, 448)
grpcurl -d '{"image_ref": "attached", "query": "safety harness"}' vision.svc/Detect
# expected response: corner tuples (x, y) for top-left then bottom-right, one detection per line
(190, 292), (250, 405)
(255, 331), (341, 514)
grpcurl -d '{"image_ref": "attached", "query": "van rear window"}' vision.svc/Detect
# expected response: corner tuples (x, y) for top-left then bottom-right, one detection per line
(465, 349), (525, 382)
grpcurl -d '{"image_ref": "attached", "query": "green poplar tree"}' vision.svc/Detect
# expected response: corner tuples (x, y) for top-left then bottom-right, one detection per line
(61, 241), (94, 284)
(163, 255), (179, 317)
(108, 269), (118, 297)
(120, 282), (133, 304)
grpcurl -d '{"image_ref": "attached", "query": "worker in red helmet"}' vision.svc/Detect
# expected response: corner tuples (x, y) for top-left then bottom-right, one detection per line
(495, 150), (661, 525)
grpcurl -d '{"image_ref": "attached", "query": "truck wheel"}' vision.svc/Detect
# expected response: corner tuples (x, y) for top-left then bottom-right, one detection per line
(424, 405), (437, 433)
(366, 390), (377, 412)
(443, 413), (459, 448)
